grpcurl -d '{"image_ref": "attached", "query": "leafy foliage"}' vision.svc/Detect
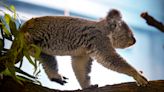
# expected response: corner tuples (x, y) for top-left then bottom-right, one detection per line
(0, 3), (41, 85)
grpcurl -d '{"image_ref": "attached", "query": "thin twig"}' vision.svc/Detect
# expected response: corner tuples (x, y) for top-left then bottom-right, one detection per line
(141, 12), (164, 32)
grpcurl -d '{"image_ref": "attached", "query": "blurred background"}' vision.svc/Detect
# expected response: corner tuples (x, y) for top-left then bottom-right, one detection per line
(0, 0), (164, 90)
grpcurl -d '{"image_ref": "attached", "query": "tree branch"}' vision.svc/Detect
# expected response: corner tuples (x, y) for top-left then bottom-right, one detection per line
(0, 76), (164, 92)
(141, 12), (164, 32)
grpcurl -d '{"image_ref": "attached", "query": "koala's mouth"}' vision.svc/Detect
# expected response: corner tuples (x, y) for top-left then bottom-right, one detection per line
(115, 39), (136, 49)
(128, 38), (136, 46)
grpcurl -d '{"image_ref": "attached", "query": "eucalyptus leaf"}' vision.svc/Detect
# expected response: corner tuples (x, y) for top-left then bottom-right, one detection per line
(4, 34), (13, 41)
(29, 44), (41, 75)
(4, 13), (11, 25)
(2, 24), (11, 37)
(6, 62), (23, 85)
(10, 5), (16, 20)
(0, 4), (42, 84)
(1, 2), (11, 12)
(16, 75), (34, 83)
(6, 62), (16, 77)
(0, 20), (2, 28)
(18, 58), (23, 68)
(1, 68), (11, 76)
(23, 50), (36, 69)
(30, 44), (41, 59)
(14, 66), (36, 79)
(16, 75), (41, 85)
(9, 19), (18, 37)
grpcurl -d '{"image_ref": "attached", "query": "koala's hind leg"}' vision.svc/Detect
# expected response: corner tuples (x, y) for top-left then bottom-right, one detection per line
(40, 53), (67, 85)
(71, 56), (93, 89)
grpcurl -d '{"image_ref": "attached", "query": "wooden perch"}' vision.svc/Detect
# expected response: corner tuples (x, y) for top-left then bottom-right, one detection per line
(141, 12), (164, 32)
(0, 76), (164, 92)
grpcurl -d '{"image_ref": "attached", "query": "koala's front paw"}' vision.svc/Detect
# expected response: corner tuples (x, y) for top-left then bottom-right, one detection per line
(51, 76), (68, 85)
(133, 72), (148, 86)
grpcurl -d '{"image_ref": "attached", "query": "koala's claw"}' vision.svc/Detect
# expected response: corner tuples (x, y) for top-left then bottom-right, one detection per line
(89, 84), (99, 88)
(63, 76), (69, 80)
(51, 77), (68, 85)
(50, 75), (68, 85)
(133, 72), (148, 86)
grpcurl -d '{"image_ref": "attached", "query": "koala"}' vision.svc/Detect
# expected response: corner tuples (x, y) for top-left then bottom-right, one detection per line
(20, 9), (148, 89)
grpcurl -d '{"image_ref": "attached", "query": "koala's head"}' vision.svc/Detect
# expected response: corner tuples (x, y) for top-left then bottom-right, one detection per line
(106, 9), (136, 48)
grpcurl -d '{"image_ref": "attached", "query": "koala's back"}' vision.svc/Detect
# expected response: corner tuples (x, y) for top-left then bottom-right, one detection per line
(21, 16), (99, 56)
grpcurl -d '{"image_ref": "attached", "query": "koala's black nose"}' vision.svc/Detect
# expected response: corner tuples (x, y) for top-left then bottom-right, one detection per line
(133, 37), (136, 44)
(129, 36), (136, 46)
(131, 37), (136, 45)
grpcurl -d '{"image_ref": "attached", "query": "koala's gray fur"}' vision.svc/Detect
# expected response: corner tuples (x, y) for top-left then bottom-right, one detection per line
(20, 9), (148, 89)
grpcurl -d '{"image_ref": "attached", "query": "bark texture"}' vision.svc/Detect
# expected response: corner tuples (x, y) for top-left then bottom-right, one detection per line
(0, 76), (164, 92)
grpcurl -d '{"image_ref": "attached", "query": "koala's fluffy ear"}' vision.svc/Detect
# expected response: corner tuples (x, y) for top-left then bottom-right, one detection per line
(107, 9), (121, 18)
(106, 9), (122, 30)
(106, 9), (122, 21)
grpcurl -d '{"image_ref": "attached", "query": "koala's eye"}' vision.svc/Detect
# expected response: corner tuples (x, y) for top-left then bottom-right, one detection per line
(110, 23), (117, 29)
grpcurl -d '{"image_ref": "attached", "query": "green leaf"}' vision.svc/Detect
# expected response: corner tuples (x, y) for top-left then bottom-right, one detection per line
(0, 2), (10, 11)
(23, 50), (36, 69)
(2, 14), (14, 38)
(18, 59), (23, 68)
(30, 44), (41, 59)
(10, 5), (16, 20)
(14, 66), (36, 79)
(9, 19), (18, 37)
(28, 44), (41, 75)
(4, 62), (23, 84)
(4, 13), (11, 25)
(6, 62), (16, 77)
(8, 66), (16, 78)
(2, 23), (11, 37)
(1, 68), (11, 76)
(10, 5), (16, 11)
(16, 75), (41, 85)
(0, 21), (2, 27)
(16, 75), (34, 83)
